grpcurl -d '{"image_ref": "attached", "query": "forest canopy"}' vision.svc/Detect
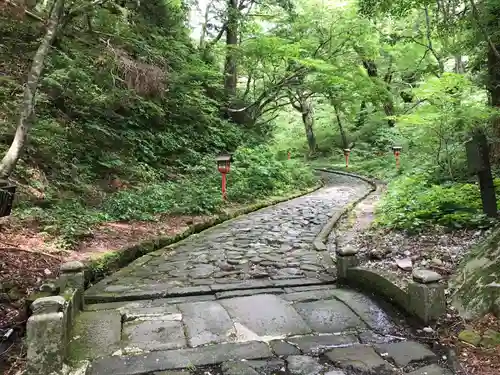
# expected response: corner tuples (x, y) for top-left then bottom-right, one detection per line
(1, 0), (500, 240)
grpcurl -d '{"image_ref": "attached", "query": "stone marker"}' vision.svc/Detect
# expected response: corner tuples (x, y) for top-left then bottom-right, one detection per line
(60, 261), (85, 310)
(335, 251), (359, 279)
(26, 311), (65, 375)
(408, 280), (446, 324)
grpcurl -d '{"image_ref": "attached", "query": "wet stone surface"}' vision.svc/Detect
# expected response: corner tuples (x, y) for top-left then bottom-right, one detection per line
(74, 172), (455, 375)
(85, 173), (370, 301)
(76, 287), (453, 375)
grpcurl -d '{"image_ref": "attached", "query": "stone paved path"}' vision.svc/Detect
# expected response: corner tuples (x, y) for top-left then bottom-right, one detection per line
(72, 173), (454, 375)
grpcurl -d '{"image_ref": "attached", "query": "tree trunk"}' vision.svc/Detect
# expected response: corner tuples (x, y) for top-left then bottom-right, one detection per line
(300, 97), (316, 156)
(355, 101), (367, 129)
(362, 58), (395, 127)
(333, 103), (348, 150)
(291, 93), (316, 156)
(224, 0), (238, 99)
(454, 55), (465, 73)
(486, 3), (500, 162)
(0, 0), (65, 178)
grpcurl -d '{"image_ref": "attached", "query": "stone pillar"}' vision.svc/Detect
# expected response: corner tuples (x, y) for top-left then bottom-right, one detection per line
(26, 296), (66, 375)
(60, 261), (85, 310)
(336, 245), (359, 279)
(407, 269), (446, 324)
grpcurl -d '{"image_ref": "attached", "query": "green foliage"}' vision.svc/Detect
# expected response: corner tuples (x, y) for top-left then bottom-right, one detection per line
(375, 173), (499, 232)
(228, 146), (317, 201)
(13, 149), (317, 247)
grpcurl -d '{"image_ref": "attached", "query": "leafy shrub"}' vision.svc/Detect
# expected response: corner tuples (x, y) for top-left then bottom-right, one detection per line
(228, 146), (317, 202)
(14, 147), (318, 247)
(375, 173), (499, 232)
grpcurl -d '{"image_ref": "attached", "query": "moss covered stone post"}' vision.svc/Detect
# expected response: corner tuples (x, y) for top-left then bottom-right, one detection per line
(60, 261), (85, 309)
(408, 269), (446, 324)
(336, 245), (359, 279)
(26, 296), (66, 375)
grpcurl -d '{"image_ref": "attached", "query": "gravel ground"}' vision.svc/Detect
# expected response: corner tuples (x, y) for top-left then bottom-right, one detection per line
(329, 184), (487, 291)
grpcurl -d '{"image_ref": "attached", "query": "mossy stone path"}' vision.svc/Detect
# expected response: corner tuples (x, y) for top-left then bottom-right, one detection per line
(72, 173), (454, 375)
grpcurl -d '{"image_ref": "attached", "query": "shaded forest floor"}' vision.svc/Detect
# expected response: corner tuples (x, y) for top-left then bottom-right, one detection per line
(0, 213), (212, 374)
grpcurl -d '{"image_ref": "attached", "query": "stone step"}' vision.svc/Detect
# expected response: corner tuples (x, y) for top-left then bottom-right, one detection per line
(82, 341), (453, 375)
(84, 278), (336, 304)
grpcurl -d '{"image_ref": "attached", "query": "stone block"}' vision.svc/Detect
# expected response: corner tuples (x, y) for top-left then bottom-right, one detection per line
(375, 340), (437, 367)
(25, 312), (65, 375)
(287, 334), (358, 355)
(60, 262), (85, 310)
(87, 341), (273, 375)
(412, 269), (442, 284)
(407, 281), (446, 323)
(336, 255), (358, 279)
(69, 310), (122, 361)
(406, 364), (452, 375)
(31, 295), (65, 314)
(287, 355), (324, 375)
(269, 340), (301, 356)
(60, 260), (85, 273)
(325, 344), (394, 374)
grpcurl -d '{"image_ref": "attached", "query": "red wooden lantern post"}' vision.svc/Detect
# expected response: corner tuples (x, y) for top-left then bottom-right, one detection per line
(343, 148), (351, 169)
(392, 146), (402, 169)
(216, 153), (233, 201)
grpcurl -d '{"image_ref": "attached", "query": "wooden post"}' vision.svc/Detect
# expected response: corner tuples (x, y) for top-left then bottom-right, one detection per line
(466, 130), (497, 217)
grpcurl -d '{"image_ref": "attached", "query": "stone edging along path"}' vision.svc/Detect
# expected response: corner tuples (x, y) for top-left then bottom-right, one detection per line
(28, 178), (328, 306)
(312, 168), (377, 251)
(317, 169), (449, 325)
(23, 169), (452, 375)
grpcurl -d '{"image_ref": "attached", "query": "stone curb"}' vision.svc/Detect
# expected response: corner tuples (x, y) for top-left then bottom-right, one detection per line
(82, 179), (324, 287)
(314, 169), (448, 324)
(312, 169), (377, 251)
(340, 266), (447, 325)
(23, 180), (332, 375)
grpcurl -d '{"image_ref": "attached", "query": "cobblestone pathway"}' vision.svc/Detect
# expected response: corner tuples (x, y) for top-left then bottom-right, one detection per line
(73, 173), (454, 375)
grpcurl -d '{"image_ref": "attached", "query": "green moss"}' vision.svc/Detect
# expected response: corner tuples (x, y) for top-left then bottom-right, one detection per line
(451, 225), (500, 319)
(480, 329), (500, 348)
(63, 289), (74, 301)
(458, 330), (481, 346)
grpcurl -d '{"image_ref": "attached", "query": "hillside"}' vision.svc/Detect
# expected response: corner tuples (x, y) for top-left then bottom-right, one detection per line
(2, 0), (500, 373)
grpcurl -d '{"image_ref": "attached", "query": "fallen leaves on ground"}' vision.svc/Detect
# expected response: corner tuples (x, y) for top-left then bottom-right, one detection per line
(0, 213), (210, 374)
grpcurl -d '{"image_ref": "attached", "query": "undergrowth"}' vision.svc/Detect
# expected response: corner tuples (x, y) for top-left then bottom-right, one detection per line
(311, 149), (500, 233)
(14, 146), (317, 248)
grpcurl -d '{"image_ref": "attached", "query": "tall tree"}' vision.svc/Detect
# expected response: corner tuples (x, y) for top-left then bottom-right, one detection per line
(0, 0), (65, 178)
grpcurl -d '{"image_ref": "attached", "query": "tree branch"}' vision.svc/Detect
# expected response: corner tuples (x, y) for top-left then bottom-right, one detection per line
(424, 6), (444, 75)
(469, 0), (500, 59)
